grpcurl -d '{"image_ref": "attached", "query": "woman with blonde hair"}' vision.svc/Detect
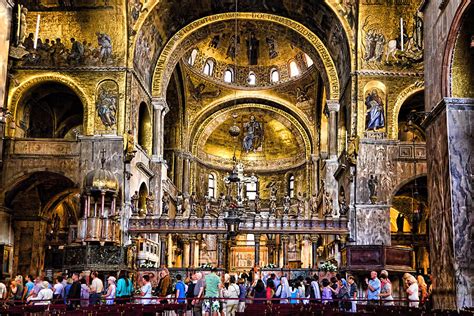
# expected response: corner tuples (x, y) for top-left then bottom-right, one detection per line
(405, 274), (419, 308)
(417, 275), (428, 305)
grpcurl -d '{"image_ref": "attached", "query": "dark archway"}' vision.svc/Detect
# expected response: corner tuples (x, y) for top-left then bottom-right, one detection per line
(16, 82), (84, 139)
(397, 90), (425, 142)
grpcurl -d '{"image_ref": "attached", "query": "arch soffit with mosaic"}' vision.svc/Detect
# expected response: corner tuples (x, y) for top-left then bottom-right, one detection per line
(188, 93), (316, 149)
(190, 103), (312, 161)
(391, 82), (424, 139)
(149, 13), (341, 100)
(7, 74), (92, 137)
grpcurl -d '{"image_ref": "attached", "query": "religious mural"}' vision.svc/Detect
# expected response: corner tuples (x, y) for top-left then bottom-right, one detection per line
(95, 80), (119, 132)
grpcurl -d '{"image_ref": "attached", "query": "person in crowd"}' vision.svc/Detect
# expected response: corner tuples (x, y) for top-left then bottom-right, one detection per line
(289, 280), (300, 304)
(68, 273), (81, 309)
(270, 273), (280, 290)
(265, 278), (275, 304)
(8, 279), (20, 305)
(348, 276), (358, 313)
(329, 276), (339, 306)
(14, 276), (24, 302)
(406, 274), (419, 308)
(309, 274), (321, 302)
(80, 278), (89, 307)
(0, 279), (6, 300)
(321, 279), (333, 304)
(192, 272), (205, 316)
(53, 276), (64, 301)
(185, 274), (196, 313)
(203, 267), (222, 316)
(116, 270), (132, 304)
(28, 281), (53, 305)
(237, 277), (247, 312)
(89, 271), (104, 305)
(63, 277), (73, 305)
(140, 274), (153, 305)
(366, 271), (381, 305)
(24, 275), (34, 298)
(157, 268), (171, 303)
(175, 274), (186, 315)
(223, 275), (240, 316)
(103, 276), (116, 305)
(275, 276), (290, 304)
(417, 275), (428, 306)
(378, 273), (394, 305)
(252, 279), (266, 304)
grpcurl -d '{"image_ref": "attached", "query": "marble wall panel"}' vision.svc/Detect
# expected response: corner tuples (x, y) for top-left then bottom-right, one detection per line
(426, 108), (457, 309)
(446, 101), (474, 308)
(355, 205), (391, 245)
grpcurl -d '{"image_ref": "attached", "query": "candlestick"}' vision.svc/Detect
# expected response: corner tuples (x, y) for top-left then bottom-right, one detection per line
(34, 14), (40, 50)
(17, 5), (21, 39)
(400, 17), (404, 51)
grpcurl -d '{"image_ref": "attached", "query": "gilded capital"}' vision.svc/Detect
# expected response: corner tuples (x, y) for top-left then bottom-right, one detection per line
(326, 100), (340, 112)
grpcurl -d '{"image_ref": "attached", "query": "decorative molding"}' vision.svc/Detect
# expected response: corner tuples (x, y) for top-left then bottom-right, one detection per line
(353, 70), (424, 77)
(136, 162), (155, 178)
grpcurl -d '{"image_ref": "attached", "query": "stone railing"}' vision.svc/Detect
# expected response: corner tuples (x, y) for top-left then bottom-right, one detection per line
(128, 213), (349, 235)
(6, 138), (80, 157)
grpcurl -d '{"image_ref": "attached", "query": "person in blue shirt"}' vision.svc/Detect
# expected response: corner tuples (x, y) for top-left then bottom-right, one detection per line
(116, 271), (133, 304)
(366, 271), (381, 304)
(175, 274), (186, 316)
(25, 275), (35, 298)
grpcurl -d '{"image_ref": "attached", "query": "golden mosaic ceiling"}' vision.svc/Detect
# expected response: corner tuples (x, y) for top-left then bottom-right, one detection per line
(196, 106), (307, 171)
(182, 19), (316, 89)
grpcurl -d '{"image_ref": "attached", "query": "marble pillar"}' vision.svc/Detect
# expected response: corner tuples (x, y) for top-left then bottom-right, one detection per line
(311, 235), (319, 269)
(354, 205), (391, 245)
(150, 98), (170, 216)
(159, 233), (167, 266)
(254, 234), (261, 267)
(281, 235), (289, 268)
(425, 98), (474, 309)
(167, 234), (173, 267)
(0, 1), (13, 112)
(189, 235), (196, 267)
(182, 152), (192, 195)
(327, 100), (340, 158)
(182, 236), (190, 268)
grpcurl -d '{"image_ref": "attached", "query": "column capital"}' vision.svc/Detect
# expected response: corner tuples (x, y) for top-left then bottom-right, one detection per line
(326, 100), (340, 112)
(152, 98), (169, 113)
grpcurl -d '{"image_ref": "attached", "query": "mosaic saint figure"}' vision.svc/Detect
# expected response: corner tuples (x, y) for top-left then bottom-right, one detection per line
(242, 116), (263, 153)
(365, 89), (385, 130)
(247, 32), (259, 65)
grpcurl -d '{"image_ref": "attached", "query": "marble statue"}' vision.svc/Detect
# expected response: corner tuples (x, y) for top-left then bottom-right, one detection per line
(347, 135), (359, 165)
(338, 193), (349, 217)
(182, 193), (191, 217)
(124, 129), (137, 161)
(176, 192), (184, 216)
(310, 193), (319, 218)
(146, 192), (154, 215)
(162, 192), (170, 216)
(131, 191), (139, 214)
(254, 193), (261, 213)
(190, 192), (198, 216)
(19, 6), (28, 46)
(368, 175), (378, 204)
(323, 192), (333, 217)
(283, 195), (291, 215)
(269, 186), (277, 216)
(296, 192), (304, 218)
(218, 193), (226, 212)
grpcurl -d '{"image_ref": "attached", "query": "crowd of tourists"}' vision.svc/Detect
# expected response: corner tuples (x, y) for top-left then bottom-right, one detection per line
(0, 267), (431, 315)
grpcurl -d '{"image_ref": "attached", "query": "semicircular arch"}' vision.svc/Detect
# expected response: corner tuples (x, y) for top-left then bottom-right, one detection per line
(391, 83), (424, 139)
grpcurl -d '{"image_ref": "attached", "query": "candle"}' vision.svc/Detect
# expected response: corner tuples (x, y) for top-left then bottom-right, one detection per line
(33, 14), (40, 49)
(400, 17), (404, 51)
(17, 5), (21, 39)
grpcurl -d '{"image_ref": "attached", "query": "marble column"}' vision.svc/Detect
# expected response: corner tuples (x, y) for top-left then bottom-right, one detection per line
(254, 234), (261, 267)
(311, 235), (319, 269)
(182, 236), (190, 268)
(0, 1), (13, 113)
(182, 152), (193, 195)
(217, 234), (226, 268)
(150, 98), (170, 216)
(281, 235), (289, 268)
(189, 235), (196, 267)
(327, 100), (340, 158)
(425, 98), (474, 309)
(167, 234), (173, 267)
(159, 233), (167, 266)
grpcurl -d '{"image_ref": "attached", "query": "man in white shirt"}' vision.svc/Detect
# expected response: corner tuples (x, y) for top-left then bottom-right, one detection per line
(0, 280), (6, 300)
(89, 271), (104, 305)
(140, 275), (152, 305)
(28, 281), (53, 305)
(53, 276), (64, 300)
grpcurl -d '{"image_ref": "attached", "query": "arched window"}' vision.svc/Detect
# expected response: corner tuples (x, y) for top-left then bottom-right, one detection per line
(304, 54), (314, 67)
(203, 59), (215, 76)
(288, 175), (295, 198)
(270, 68), (280, 83)
(208, 174), (216, 198)
(289, 61), (300, 77)
(188, 49), (198, 66)
(224, 68), (234, 83)
(248, 72), (256, 85)
(246, 180), (258, 201)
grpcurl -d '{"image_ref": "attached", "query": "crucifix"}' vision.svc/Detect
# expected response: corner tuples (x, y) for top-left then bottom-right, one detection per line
(224, 162), (258, 207)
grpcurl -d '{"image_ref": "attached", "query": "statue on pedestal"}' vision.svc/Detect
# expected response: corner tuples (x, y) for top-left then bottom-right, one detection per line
(254, 193), (261, 213)
(323, 192), (333, 217)
(283, 195), (291, 216)
(295, 192), (304, 218)
(190, 192), (198, 216)
(182, 193), (191, 218)
(176, 192), (184, 216)
(131, 191), (139, 215)
(368, 175), (378, 204)
(146, 192), (155, 215)
(338, 193), (349, 217)
(310, 193), (318, 218)
(396, 213), (405, 233)
(161, 192), (170, 216)
(269, 186), (278, 216)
